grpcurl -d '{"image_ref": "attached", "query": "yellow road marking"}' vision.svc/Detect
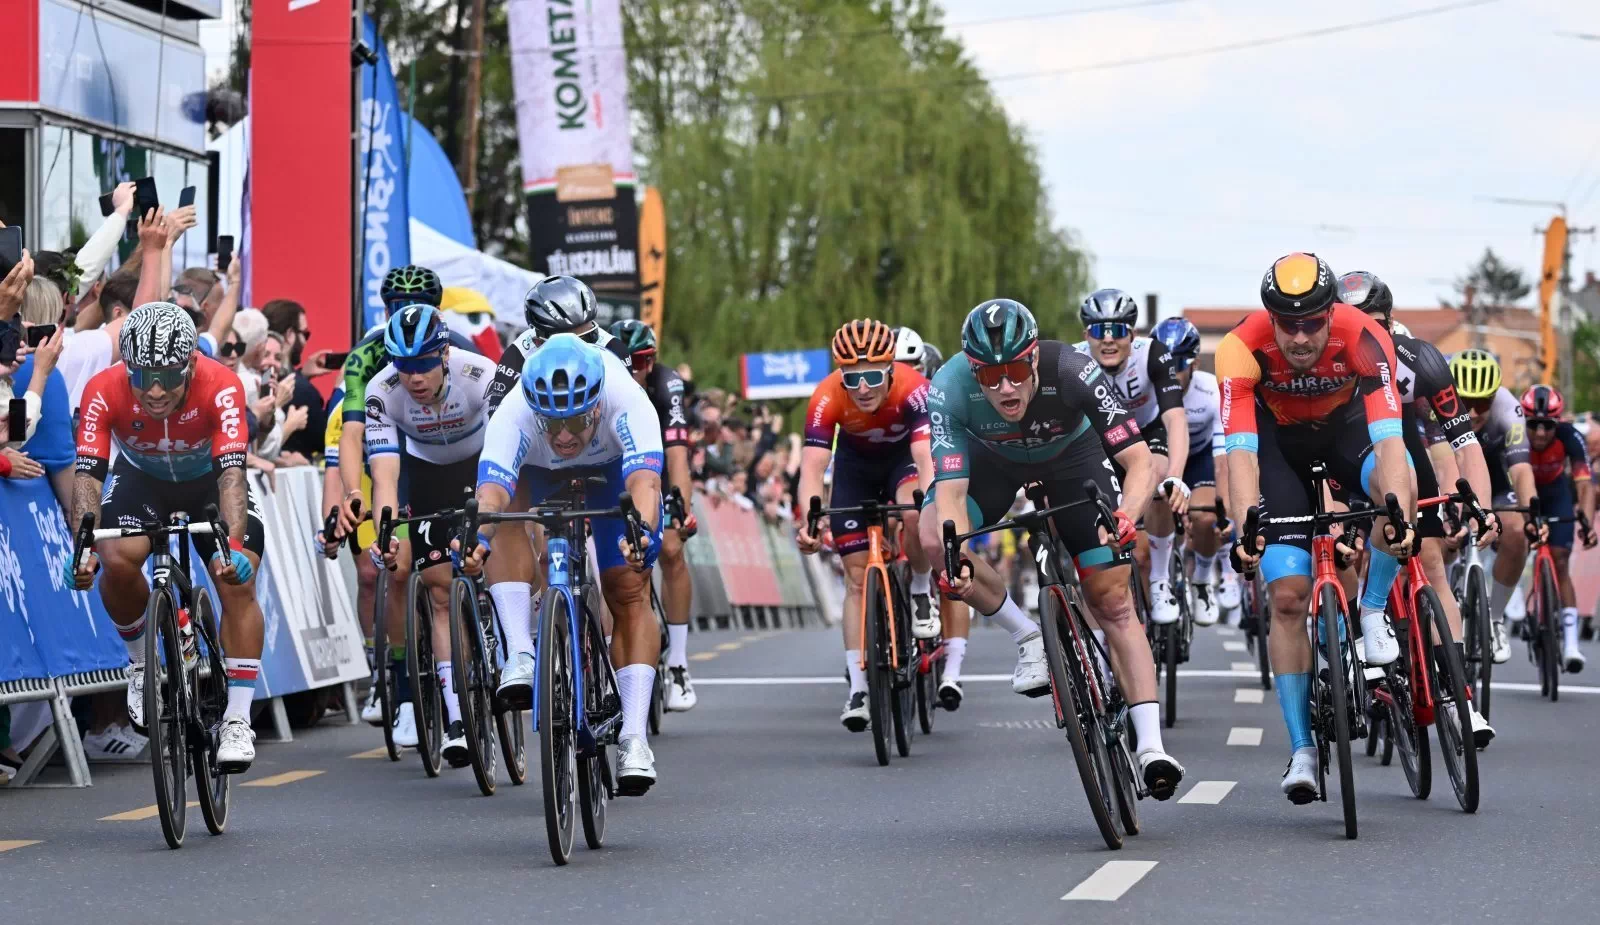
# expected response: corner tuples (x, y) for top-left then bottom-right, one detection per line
(689, 652), (719, 662)
(349, 747), (390, 759)
(242, 770), (324, 787)
(101, 802), (199, 821)
(715, 642), (743, 651)
(0, 840), (41, 852)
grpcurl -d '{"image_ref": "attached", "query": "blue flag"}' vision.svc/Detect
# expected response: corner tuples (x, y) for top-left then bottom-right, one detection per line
(359, 15), (411, 333)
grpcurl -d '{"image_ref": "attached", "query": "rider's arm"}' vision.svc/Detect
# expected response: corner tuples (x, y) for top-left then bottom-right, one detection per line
(611, 373), (665, 534)
(337, 350), (373, 505)
(205, 366), (252, 542)
(658, 369), (694, 505)
(1349, 312), (1411, 513)
(797, 378), (840, 519)
(69, 371), (117, 533)
(1560, 424), (1595, 523)
(485, 333), (528, 417)
(1214, 329), (1263, 529)
(1148, 343), (1189, 469)
(474, 395), (532, 543)
(904, 378), (935, 492)
(926, 369), (973, 547)
(1113, 440), (1157, 524)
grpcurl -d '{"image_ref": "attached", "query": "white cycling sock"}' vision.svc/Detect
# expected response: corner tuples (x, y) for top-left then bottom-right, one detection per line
(909, 570), (931, 596)
(666, 623), (689, 669)
(1564, 607), (1581, 650)
(438, 662), (461, 725)
(223, 658), (260, 721)
(1193, 552), (1218, 584)
(490, 582), (534, 660)
(617, 663), (655, 741)
(1149, 533), (1174, 583)
(986, 594), (1040, 644)
(943, 637), (967, 682)
(1491, 579), (1519, 623)
(845, 650), (868, 694)
(1129, 701), (1164, 755)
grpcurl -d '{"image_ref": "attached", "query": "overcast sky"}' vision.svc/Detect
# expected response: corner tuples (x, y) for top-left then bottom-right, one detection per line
(937, 0), (1598, 316)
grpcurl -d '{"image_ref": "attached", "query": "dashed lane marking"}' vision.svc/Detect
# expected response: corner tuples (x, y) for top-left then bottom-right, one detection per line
(350, 747), (390, 759)
(1177, 781), (1237, 804)
(0, 840), (41, 852)
(1216, 627), (1239, 636)
(242, 770), (324, 787)
(1062, 860), (1159, 901)
(1222, 640), (1248, 652)
(689, 652), (720, 662)
(102, 802), (198, 821)
(1227, 727), (1264, 746)
(1234, 688), (1265, 704)
(1231, 661), (1256, 672)
(977, 719), (1054, 730)
(715, 642), (743, 651)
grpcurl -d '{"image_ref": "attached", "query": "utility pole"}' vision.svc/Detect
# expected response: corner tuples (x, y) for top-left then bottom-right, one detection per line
(1556, 222), (1597, 395)
(460, 0), (488, 216)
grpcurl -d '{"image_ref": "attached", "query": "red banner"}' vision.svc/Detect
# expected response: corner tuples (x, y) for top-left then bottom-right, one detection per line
(700, 498), (783, 606)
(0, 0), (38, 104)
(250, 0), (352, 351)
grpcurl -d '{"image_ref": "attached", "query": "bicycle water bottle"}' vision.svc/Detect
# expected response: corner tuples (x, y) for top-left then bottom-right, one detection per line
(178, 607), (198, 668)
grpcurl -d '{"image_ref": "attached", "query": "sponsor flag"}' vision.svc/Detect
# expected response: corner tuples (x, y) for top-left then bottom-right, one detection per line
(358, 14), (411, 333)
(638, 186), (666, 337)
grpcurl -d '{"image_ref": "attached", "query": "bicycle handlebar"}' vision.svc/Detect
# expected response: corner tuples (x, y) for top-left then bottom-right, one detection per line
(71, 505), (231, 576)
(321, 499), (363, 559)
(805, 490), (926, 539)
(940, 480), (1122, 585)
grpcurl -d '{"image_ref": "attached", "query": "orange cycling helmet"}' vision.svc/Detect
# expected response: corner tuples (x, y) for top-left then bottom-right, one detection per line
(831, 319), (897, 365)
(1261, 252), (1338, 317)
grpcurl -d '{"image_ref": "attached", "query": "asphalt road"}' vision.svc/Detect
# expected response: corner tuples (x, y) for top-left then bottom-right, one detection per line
(6, 613), (1600, 925)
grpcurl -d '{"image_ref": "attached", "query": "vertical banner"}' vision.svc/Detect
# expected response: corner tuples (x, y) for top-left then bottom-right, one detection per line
(638, 186), (666, 337)
(507, 0), (639, 316)
(1538, 216), (1567, 384)
(251, 0), (351, 353)
(358, 14), (411, 333)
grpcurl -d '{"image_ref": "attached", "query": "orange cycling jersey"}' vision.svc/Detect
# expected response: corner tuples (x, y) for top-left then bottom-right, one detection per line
(804, 363), (931, 456)
(1215, 304), (1403, 453)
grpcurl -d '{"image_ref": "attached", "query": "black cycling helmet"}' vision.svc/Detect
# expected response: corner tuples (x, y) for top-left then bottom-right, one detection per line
(1336, 270), (1393, 321)
(1260, 252), (1338, 317)
(1079, 288), (1140, 327)
(962, 300), (1039, 364)
(918, 342), (945, 378)
(609, 318), (657, 355)
(525, 275), (598, 335)
(379, 265), (443, 308)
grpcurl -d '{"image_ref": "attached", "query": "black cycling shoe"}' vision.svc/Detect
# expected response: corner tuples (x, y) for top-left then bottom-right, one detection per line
(839, 691), (869, 732)
(938, 679), (963, 711)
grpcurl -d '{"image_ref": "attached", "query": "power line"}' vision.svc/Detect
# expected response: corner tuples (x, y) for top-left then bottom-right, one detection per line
(1065, 201), (1509, 237)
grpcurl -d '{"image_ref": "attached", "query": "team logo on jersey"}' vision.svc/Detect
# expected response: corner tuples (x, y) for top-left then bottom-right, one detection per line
(465, 364), (485, 381)
(1079, 363), (1101, 384)
(131, 420), (144, 431)
(179, 407), (199, 424)
(940, 455), (964, 473)
(1106, 424), (1129, 444)
(1093, 383), (1124, 426)
(365, 397), (385, 422)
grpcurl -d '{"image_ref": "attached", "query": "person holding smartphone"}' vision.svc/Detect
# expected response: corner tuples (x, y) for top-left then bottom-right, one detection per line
(0, 277), (68, 484)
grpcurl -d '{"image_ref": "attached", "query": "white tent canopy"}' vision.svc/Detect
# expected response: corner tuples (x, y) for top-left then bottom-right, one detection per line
(409, 218), (542, 331)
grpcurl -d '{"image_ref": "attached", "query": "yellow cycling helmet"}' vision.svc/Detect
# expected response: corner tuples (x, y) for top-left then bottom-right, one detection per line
(1449, 348), (1502, 399)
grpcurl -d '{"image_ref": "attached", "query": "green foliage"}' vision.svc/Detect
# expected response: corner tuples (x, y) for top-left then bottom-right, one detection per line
(1450, 247), (1532, 311)
(1571, 321), (1600, 412)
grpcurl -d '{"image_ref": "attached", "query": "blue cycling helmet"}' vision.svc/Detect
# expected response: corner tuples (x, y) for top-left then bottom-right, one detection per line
(522, 333), (605, 418)
(384, 303), (448, 358)
(1152, 317), (1201, 362)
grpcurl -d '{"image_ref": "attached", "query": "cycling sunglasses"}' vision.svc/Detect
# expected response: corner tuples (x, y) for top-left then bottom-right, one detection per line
(841, 368), (889, 390)
(1529, 418), (1558, 431)
(1271, 312), (1329, 335)
(630, 349), (657, 372)
(1465, 395), (1497, 413)
(1086, 322), (1133, 341)
(971, 356), (1033, 390)
(128, 365), (188, 391)
(544, 412), (595, 436)
(393, 353), (445, 375)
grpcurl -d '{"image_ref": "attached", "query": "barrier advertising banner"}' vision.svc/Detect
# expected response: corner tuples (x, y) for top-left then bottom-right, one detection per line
(741, 349), (833, 400)
(698, 497), (783, 607)
(358, 14), (412, 333)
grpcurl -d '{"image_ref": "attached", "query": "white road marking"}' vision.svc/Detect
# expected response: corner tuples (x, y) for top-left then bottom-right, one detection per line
(1177, 780), (1237, 804)
(1223, 640), (1248, 652)
(1234, 688), (1265, 704)
(692, 670), (1265, 685)
(1216, 627), (1239, 636)
(1231, 661), (1256, 672)
(1062, 860), (1159, 901)
(1227, 727), (1264, 746)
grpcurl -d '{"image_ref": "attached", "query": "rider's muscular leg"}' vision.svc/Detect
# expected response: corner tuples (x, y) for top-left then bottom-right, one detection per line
(215, 555), (266, 721)
(942, 598), (971, 679)
(1147, 498), (1176, 580)
(486, 522), (537, 659)
(1082, 565), (1165, 754)
(1268, 575), (1315, 750)
(603, 566), (659, 740)
(896, 483), (932, 588)
(1420, 539), (1464, 642)
(1188, 486), (1220, 564)
(1554, 546), (1577, 609)
(657, 528), (691, 670)
(840, 551), (869, 691)
(98, 538), (154, 630)
(1491, 510), (1528, 620)
(422, 563), (461, 725)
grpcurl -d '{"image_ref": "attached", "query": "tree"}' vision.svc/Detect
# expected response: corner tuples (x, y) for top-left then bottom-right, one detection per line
(1571, 320), (1600, 413)
(1446, 247), (1532, 319)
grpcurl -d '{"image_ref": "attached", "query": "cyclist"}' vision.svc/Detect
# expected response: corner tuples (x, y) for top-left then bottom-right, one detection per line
(459, 334), (665, 794)
(1521, 384), (1596, 672)
(1450, 348), (1547, 664)
(921, 299), (1185, 799)
(365, 305), (498, 767)
(610, 318), (699, 710)
(1151, 317), (1228, 626)
(1072, 290), (1190, 626)
(795, 320), (939, 729)
(1339, 270), (1497, 745)
(66, 302), (265, 773)
(1221, 253), (1414, 803)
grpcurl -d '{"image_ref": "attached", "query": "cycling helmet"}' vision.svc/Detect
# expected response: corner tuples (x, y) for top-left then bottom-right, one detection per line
(1389, 320), (1413, 338)
(380, 265), (444, 308)
(609, 319), (657, 355)
(383, 304), (448, 358)
(1261, 252), (1338, 317)
(120, 301), (198, 369)
(522, 333), (605, 418)
(831, 320), (897, 366)
(919, 342), (945, 378)
(1336, 270), (1393, 320)
(1521, 384), (1565, 421)
(895, 327), (926, 365)
(1079, 288), (1140, 326)
(1449, 348), (1502, 400)
(961, 299), (1039, 364)
(524, 275), (598, 335)
(1152, 317), (1202, 361)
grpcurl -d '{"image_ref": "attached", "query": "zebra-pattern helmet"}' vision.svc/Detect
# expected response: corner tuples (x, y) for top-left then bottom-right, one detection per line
(119, 301), (198, 369)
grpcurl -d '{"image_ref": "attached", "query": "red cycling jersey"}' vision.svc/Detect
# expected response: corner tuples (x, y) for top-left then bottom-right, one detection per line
(803, 364), (931, 457)
(1215, 304), (1403, 452)
(1529, 421), (1593, 487)
(76, 356), (250, 482)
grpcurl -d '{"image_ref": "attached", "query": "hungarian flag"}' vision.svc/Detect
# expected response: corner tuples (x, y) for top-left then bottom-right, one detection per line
(439, 287), (503, 362)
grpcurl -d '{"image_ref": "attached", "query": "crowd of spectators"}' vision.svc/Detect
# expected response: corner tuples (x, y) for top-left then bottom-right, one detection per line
(674, 363), (802, 525)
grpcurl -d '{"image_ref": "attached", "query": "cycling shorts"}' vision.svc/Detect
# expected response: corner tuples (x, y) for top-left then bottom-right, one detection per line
(1538, 475), (1576, 549)
(1183, 449), (1215, 489)
(1142, 418), (1169, 459)
(517, 457), (663, 572)
(829, 445), (918, 556)
(100, 457), (265, 562)
(405, 456), (478, 571)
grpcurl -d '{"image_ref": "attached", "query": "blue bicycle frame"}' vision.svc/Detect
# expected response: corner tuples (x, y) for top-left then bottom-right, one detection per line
(531, 514), (621, 757)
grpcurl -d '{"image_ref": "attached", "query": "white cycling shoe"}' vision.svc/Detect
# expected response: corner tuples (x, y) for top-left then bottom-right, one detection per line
(360, 686), (383, 724)
(1149, 580), (1181, 625)
(1217, 575), (1243, 610)
(1443, 702), (1496, 751)
(392, 702), (419, 748)
(1282, 747), (1318, 804)
(1012, 633), (1050, 696)
(1564, 641), (1586, 675)
(1193, 583), (1219, 627)
(1359, 610), (1400, 667)
(215, 717), (256, 773)
(497, 651), (535, 711)
(1137, 748), (1185, 801)
(126, 663), (147, 734)
(616, 735), (656, 796)
(911, 592), (941, 640)
(1491, 620), (1512, 664)
(665, 666), (698, 711)
(840, 691), (870, 731)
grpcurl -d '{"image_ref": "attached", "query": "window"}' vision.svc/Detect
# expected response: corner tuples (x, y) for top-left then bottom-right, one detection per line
(39, 125), (71, 251)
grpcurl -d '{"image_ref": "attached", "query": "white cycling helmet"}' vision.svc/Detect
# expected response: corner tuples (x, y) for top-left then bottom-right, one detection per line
(895, 326), (925, 365)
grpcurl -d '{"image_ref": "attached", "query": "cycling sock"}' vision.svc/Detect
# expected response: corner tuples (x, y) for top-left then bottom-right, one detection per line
(393, 650), (413, 702)
(617, 663), (655, 740)
(1193, 552), (1218, 584)
(490, 582), (535, 658)
(117, 615), (147, 664)
(985, 594), (1040, 644)
(1275, 672), (1314, 751)
(845, 650), (868, 694)
(1564, 607), (1581, 650)
(1220, 549), (1239, 581)
(1359, 548), (1401, 611)
(1149, 533), (1174, 583)
(666, 623), (689, 669)
(363, 637), (376, 672)
(223, 658), (260, 721)
(943, 637), (967, 681)
(438, 662), (461, 725)
(1129, 701), (1163, 755)
(909, 570), (931, 596)
(1491, 579), (1519, 623)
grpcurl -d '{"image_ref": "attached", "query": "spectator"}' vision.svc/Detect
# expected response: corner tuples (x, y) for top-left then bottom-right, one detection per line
(698, 404), (738, 479)
(260, 298), (332, 459)
(3, 278), (71, 503)
(235, 317), (309, 469)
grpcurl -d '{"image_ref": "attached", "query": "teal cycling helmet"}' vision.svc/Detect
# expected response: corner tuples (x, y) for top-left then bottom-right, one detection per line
(609, 318), (657, 355)
(380, 265), (443, 309)
(383, 304), (448, 357)
(961, 299), (1039, 364)
(523, 333), (605, 418)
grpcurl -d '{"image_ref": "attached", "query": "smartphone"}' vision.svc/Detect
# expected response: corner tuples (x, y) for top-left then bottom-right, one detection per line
(7, 398), (25, 443)
(0, 225), (21, 278)
(321, 350), (350, 368)
(25, 324), (57, 348)
(133, 176), (159, 219)
(258, 380), (272, 399)
(99, 191), (116, 217)
(179, 186), (196, 209)
(217, 235), (234, 274)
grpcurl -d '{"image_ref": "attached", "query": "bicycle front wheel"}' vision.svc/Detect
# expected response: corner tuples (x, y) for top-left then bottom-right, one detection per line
(537, 592), (578, 865)
(1252, 574), (1272, 690)
(191, 593), (231, 835)
(1462, 564), (1492, 719)
(1318, 584), (1357, 840)
(864, 570), (893, 766)
(407, 572), (443, 777)
(890, 575), (915, 758)
(1538, 557), (1561, 702)
(373, 568), (401, 761)
(1422, 587), (1479, 812)
(1040, 585), (1121, 850)
(145, 588), (188, 849)
(450, 578), (498, 796)
(916, 640), (940, 735)
(1161, 622), (1179, 728)
(1385, 649), (1430, 800)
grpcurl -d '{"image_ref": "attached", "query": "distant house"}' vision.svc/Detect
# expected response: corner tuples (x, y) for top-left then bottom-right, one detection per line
(1181, 305), (1547, 389)
(1575, 271), (1600, 326)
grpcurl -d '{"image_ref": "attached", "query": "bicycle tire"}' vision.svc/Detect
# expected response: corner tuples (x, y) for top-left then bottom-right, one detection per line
(1040, 585), (1122, 850)
(191, 593), (231, 836)
(146, 589), (188, 850)
(538, 591), (577, 865)
(577, 608), (610, 850)
(891, 576), (915, 758)
(1110, 718), (1141, 838)
(373, 568), (401, 761)
(1539, 557), (1561, 702)
(864, 570), (893, 766)
(1387, 650), (1430, 800)
(1254, 575), (1272, 690)
(497, 710), (528, 785)
(916, 640), (940, 735)
(407, 572), (443, 777)
(1365, 707), (1381, 758)
(450, 578), (497, 796)
(1423, 587), (1479, 812)
(649, 584), (666, 737)
(1318, 584), (1358, 840)
(1463, 564), (1492, 719)
(1162, 622), (1179, 728)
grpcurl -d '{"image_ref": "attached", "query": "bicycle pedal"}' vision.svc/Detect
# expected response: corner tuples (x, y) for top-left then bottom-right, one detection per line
(1286, 786), (1317, 806)
(1020, 685), (1051, 699)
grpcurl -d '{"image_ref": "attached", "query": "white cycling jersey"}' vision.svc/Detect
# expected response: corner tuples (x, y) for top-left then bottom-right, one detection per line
(478, 347), (665, 490)
(1183, 370), (1225, 458)
(1070, 336), (1184, 429)
(363, 349), (497, 465)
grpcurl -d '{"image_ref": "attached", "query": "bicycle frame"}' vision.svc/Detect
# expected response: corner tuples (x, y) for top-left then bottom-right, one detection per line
(1381, 552), (1438, 727)
(536, 521), (619, 754)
